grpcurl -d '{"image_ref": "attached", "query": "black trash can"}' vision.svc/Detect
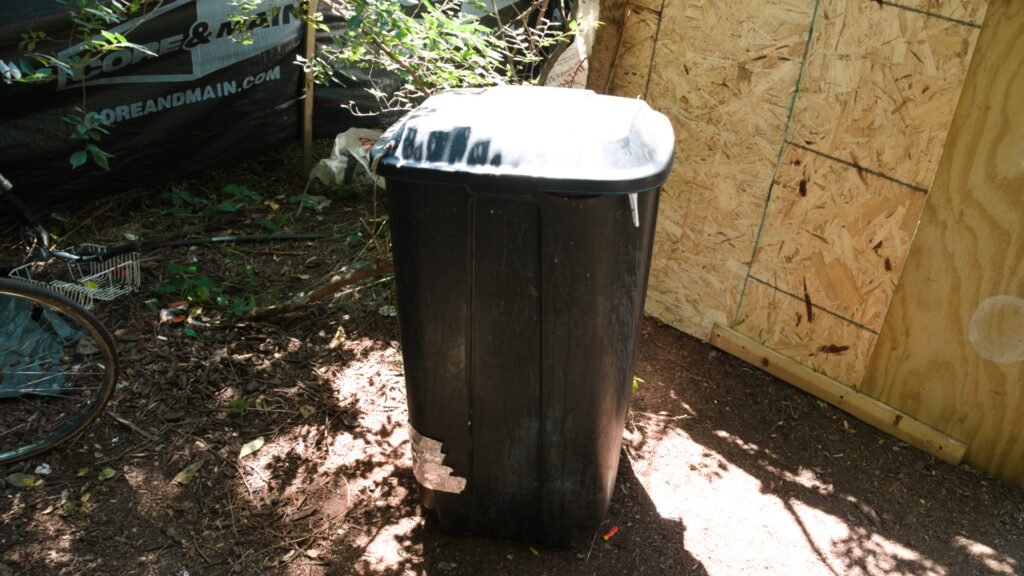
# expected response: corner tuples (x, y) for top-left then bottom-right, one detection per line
(372, 85), (674, 546)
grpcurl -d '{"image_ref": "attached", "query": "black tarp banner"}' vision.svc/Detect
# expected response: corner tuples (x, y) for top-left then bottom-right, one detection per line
(0, 1), (381, 210)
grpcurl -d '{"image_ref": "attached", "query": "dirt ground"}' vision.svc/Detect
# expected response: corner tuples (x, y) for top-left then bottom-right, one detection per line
(1, 145), (1022, 576)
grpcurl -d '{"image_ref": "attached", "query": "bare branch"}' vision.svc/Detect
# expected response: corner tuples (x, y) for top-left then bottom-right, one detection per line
(241, 259), (394, 321)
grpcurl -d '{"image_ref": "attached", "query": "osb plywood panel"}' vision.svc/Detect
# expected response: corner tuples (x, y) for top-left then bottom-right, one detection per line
(747, 145), (926, 332)
(734, 277), (877, 385)
(863, 0), (1024, 486)
(897, 0), (987, 24)
(642, 0), (816, 338)
(787, 0), (982, 191)
(604, 0), (663, 98)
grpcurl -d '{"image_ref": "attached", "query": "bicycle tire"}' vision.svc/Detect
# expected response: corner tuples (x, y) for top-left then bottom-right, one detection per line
(0, 278), (118, 464)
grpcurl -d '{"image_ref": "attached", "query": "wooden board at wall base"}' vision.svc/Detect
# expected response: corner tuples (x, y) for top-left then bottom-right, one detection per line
(710, 324), (966, 464)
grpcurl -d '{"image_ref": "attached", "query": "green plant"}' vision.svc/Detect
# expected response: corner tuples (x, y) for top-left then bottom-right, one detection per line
(632, 375), (643, 393)
(156, 262), (256, 318)
(157, 186), (209, 216)
(258, 213), (292, 230)
(62, 106), (113, 169)
(157, 184), (263, 218)
(301, 0), (576, 113)
(9, 0), (157, 169)
(8, 0), (581, 170)
(225, 0), (282, 45)
(227, 398), (250, 416)
(217, 184), (262, 213)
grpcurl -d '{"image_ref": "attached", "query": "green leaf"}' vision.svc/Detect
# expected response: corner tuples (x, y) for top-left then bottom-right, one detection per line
(6, 473), (36, 488)
(86, 144), (111, 170)
(222, 184), (258, 200)
(171, 460), (203, 485)
(239, 436), (265, 459)
(231, 296), (254, 317)
(228, 398), (250, 415)
(97, 468), (117, 481)
(70, 150), (88, 169)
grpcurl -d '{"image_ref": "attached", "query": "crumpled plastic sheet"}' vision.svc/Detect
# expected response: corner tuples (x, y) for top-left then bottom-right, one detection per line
(0, 295), (79, 397)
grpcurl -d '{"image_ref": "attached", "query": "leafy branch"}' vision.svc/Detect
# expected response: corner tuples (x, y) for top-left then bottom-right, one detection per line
(304, 0), (575, 114)
(5, 0), (161, 169)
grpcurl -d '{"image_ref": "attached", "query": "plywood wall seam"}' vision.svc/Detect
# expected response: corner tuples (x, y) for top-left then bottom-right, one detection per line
(640, 0), (668, 99)
(602, 4), (632, 95)
(878, 1), (983, 28)
(749, 275), (881, 335)
(785, 140), (929, 194)
(730, 0), (823, 330)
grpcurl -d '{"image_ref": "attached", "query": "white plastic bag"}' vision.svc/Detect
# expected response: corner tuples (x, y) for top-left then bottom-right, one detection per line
(309, 127), (385, 189)
(543, 0), (599, 89)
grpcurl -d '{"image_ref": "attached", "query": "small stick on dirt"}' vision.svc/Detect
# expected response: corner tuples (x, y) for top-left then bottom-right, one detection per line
(194, 542), (214, 565)
(360, 217), (384, 261)
(232, 462), (257, 501)
(240, 258), (394, 321)
(585, 531), (598, 561)
(253, 526), (330, 559)
(286, 508), (317, 523)
(105, 410), (159, 441)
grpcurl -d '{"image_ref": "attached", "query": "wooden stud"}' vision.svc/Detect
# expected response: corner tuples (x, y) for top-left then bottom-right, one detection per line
(604, 0), (662, 98)
(302, 0), (320, 178)
(711, 324), (967, 464)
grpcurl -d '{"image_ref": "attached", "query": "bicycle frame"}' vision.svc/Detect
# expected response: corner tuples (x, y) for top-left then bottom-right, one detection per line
(1, 171), (140, 267)
(1, 172), (141, 307)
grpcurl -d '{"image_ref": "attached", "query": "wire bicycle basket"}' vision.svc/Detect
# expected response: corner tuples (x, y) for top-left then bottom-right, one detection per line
(10, 244), (141, 309)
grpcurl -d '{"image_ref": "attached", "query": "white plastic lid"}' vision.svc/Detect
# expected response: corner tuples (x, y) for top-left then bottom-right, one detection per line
(372, 86), (675, 194)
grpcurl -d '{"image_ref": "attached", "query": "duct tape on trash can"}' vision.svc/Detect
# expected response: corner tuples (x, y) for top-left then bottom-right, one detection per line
(409, 425), (467, 494)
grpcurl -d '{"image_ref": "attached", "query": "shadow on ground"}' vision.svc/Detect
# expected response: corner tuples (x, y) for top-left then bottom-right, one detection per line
(627, 318), (1024, 576)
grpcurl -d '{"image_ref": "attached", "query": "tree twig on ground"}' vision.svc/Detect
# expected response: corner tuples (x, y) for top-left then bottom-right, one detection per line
(240, 258), (394, 321)
(105, 409), (159, 441)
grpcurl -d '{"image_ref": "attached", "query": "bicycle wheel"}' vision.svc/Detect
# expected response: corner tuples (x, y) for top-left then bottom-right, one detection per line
(0, 278), (118, 464)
